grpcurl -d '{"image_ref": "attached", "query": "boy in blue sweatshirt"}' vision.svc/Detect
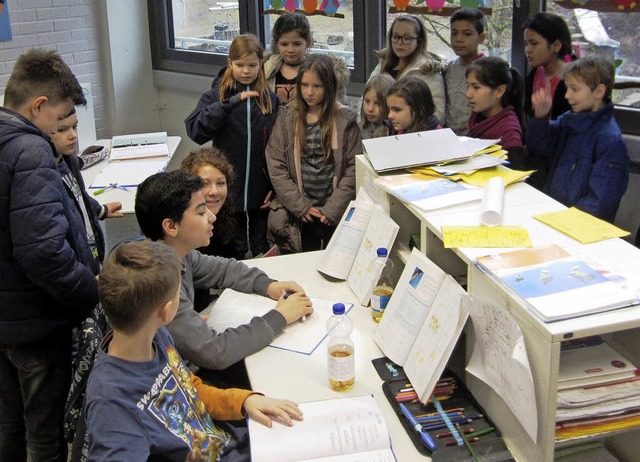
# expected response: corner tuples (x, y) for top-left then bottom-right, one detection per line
(527, 56), (629, 222)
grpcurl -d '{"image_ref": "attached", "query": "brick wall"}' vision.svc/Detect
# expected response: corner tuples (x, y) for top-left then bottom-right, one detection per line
(0, 0), (108, 137)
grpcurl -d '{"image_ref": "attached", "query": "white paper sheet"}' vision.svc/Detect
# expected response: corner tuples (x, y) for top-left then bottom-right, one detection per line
(466, 298), (538, 442)
(206, 289), (352, 355)
(480, 176), (505, 226)
(89, 159), (168, 188)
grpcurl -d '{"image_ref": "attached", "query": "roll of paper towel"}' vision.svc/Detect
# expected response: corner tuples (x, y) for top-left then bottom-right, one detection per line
(481, 177), (505, 227)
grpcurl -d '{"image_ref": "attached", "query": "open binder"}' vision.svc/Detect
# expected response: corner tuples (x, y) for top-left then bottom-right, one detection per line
(109, 131), (169, 161)
(362, 128), (471, 172)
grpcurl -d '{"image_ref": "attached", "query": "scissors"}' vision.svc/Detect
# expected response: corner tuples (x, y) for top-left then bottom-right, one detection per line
(92, 183), (128, 196)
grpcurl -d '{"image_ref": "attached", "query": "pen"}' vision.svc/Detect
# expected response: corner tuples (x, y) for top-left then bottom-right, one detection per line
(282, 290), (306, 322)
(398, 403), (436, 451)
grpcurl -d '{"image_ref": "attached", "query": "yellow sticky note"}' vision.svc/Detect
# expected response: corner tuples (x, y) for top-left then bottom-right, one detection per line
(534, 207), (630, 244)
(442, 226), (532, 248)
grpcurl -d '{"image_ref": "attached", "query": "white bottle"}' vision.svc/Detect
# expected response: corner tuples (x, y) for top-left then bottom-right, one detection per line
(326, 303), (355, 391)
(371, 247), (394, 322)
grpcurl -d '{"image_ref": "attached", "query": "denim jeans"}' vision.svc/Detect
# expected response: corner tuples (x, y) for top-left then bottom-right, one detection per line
(0, 336), (71, 462)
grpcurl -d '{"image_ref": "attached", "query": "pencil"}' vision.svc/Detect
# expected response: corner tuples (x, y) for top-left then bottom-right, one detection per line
(446, 437), (479, 446)
(468, 426), (495, 438)
(457, 424), (479, 462)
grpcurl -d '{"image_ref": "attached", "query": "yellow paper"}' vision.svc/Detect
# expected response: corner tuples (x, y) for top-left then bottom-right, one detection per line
(534, 207), (630, 244)
(449, 165), (534, 187)
(442, 226), (532, 248)
(406, 166), (445, 178)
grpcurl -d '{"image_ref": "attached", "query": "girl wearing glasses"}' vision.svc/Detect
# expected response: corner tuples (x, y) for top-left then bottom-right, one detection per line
(366, 15), (447, 125)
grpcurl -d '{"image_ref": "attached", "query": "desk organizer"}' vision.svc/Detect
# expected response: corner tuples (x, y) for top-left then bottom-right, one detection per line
(373, 358), (513, 461)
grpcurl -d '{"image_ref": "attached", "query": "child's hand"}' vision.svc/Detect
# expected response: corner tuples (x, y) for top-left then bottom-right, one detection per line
(105, 201), (124, 218)
(275, 290), (313, 324)
(240, 90), (260, 101)
(303, 206), (323, 223)
(260, 190), (273, 210)
(531, 80), (553, 118)
(243, 395), (303, 428)
(267, 281), (305, 300)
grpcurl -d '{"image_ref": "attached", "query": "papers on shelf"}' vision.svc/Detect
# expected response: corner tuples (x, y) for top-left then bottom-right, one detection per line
(559, 337), (640, 391)
(534, 207), (631, 244)
(248, 395), (395, 462)
(466, 297), (537, 442)
(374, 248), (470, 403)
(442, 226), (532, 248)
(476, 245), (639, 322)
(431, 154), (508, 176)
(362, 128), (471, 172)
(206, 289), (352, 355)
(89, 159), (168, 189)
(109, 132), (169, 161)
(374, 174), (482, 211)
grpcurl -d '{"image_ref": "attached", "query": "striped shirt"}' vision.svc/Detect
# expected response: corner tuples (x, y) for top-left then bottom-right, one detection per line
(301, 122), (334, 206)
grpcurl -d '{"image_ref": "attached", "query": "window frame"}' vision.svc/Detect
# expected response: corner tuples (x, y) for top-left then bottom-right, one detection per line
(148, 0), (383, 83)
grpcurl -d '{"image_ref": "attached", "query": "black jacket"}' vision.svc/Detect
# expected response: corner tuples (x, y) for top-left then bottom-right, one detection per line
(184, 68), (280, 212)
(0, 107), (99, 344)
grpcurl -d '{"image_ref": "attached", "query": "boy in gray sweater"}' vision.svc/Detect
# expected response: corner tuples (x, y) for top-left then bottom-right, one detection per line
(135, 170), (313, 376)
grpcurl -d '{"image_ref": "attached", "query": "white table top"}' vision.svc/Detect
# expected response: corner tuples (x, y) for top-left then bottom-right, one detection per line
(80, 136), (181, 214)
(244, 251), (428, 461)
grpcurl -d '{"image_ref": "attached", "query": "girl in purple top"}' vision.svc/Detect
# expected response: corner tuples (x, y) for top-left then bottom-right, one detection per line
(466, 56), (526, 169)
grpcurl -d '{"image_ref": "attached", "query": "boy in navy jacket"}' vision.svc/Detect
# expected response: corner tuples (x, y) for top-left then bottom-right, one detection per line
(527, 56), (629, 222)
(0, 49), (94, 461)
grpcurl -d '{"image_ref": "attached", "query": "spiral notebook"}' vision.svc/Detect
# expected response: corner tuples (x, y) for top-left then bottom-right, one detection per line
(362, 128), (471, 172)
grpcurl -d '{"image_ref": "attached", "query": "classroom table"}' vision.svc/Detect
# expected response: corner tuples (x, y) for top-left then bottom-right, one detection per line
(80, 136), (181, 251)
(243, 251), (429, 461)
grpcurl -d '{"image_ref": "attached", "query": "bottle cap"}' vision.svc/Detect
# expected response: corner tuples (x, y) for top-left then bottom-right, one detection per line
(332, 303), (345, 315)
(377, 247), (388, 257)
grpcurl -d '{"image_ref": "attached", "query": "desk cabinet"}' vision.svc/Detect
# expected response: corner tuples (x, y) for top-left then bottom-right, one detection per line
(356, 155), (640, 461)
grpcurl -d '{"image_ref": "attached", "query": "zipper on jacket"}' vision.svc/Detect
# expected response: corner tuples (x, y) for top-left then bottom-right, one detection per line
(244, 86), (251, 212)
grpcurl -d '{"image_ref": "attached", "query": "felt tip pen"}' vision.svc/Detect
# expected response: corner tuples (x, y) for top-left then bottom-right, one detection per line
(398, 403), (436, 451)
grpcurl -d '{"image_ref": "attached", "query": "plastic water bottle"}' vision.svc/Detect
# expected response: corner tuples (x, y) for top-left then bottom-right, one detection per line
(327, 303), (355, 391)
(371, 247), (394, 322)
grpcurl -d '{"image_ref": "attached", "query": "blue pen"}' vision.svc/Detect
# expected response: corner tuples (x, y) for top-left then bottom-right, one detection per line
(398, 403), (436, 451)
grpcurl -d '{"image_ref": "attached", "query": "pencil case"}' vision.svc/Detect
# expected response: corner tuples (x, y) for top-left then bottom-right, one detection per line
(79, 145), (108, 169)
(381, 368), (514, 461)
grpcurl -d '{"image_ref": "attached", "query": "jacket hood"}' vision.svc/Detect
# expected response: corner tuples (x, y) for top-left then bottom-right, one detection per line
(0, 108), (44, 147)
(374, 48), (448, 75)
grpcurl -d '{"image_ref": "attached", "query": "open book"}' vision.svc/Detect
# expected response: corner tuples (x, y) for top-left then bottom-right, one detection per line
(317, 200), (399, 306)
(248, 395), (395, 462)
(206, 289), (352, 355)
(373, 248), (470, 403)
(476, 245), (639, 322)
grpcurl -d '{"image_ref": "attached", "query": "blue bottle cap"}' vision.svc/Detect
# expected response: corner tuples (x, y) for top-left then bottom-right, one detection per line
(377, 247), (388, 257)
(332, 303), (345, 315)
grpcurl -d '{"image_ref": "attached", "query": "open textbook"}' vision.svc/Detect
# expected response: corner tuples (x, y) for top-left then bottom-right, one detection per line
(248, 395), (395, 462)
(373, 248), (470, 403)
(206, 289), (352, 355)
(476, 245), (639, 322)
(317, 200), (399, 305)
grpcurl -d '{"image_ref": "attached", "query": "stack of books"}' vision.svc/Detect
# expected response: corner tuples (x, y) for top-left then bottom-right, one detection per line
(555, 336), (640, 440)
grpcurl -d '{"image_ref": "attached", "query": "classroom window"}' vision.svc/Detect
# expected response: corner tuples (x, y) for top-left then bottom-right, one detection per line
(262, 1), (355, 67)
(148, 0), (378, 82)
(383, 0), (514, 64)
(548, 2), (640, 109)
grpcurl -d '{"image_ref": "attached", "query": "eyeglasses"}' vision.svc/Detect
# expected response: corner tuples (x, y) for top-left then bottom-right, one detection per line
(391, 35), (419, 45)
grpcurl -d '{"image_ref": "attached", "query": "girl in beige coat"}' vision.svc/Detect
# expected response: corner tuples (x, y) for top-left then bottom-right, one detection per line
(266, 55), (362, 253)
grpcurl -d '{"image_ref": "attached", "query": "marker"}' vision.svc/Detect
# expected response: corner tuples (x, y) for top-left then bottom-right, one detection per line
(398, 403), (436, 451)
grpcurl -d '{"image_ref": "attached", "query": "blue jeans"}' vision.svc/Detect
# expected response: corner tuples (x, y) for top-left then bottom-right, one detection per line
(0, 336), (71, 462)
